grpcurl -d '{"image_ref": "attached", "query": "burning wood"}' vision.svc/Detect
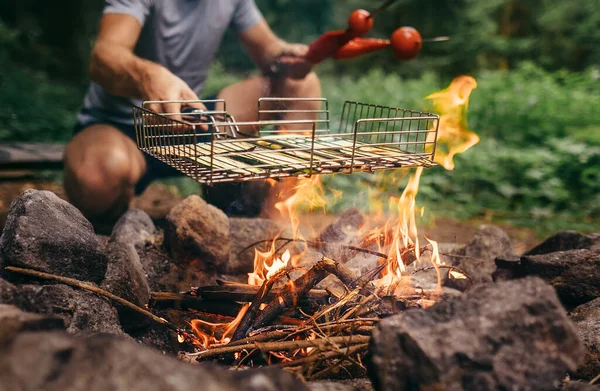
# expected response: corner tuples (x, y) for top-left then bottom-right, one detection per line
(143, 75), (481, 379)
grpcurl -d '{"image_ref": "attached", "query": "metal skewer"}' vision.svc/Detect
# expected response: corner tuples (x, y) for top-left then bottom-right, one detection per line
(422, 36), (451, 43)
(368, 0), (400, 19)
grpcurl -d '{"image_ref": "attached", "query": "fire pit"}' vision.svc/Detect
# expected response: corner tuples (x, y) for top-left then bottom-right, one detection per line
(0, 77), (597, 391)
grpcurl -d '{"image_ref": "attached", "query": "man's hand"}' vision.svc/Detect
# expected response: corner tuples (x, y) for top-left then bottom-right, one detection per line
(239, 20), (315, 80)
(141, 65), (207, 122)
(274, 43), (314, 80)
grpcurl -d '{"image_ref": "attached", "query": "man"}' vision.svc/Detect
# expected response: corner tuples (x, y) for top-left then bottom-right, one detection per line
(64, 0), (321, 229)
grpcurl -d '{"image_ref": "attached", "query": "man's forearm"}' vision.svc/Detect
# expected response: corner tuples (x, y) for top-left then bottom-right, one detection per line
(89, 41), (160, 99)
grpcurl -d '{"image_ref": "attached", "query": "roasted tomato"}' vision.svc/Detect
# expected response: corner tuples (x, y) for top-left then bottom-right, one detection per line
(390, 27), (422, 61)
(348, 9), (374, 36)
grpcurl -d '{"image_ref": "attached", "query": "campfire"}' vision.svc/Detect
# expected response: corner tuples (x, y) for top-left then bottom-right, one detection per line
(2, 74), (596, 391)
(141, 76), (481, 378)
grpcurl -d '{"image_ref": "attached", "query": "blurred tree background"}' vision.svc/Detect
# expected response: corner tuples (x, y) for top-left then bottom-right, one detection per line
(0, 0), (599, 235)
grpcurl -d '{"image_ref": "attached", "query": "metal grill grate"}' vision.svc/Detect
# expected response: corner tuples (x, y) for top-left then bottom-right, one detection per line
(133, 98), (439, 184)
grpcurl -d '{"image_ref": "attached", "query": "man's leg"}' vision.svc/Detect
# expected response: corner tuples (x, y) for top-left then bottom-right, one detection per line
(203, 72), (321, 218)
(63, 124), (146, 230)
(217, 72), (321, 126)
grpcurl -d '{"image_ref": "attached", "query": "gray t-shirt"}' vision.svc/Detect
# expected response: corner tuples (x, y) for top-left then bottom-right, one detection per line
(78, 0), (263, 126)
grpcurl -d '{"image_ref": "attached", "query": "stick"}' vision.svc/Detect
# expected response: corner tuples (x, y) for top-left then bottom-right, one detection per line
(250, 258), (334, 331)
(411, 265), (473, 287)
(193, 285), (330, 303)
(149, 292), (243, 317)
(279, 343), (369, 368)
(232, 269), (285, 341)
(321, 257), (360, 289)
(5, 266), (179, 333)
(191, 335), (370, 360)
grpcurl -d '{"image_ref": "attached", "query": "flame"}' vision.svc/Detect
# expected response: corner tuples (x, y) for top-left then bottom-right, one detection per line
(367, 76), (479, 292)
(274, 176), (326, 240)
(189, 304), (249, 349)
(188, 76), (479, 354)
(248, 246), (292, 286)
(371, 167), (424, 289)
(426, 75), (479, 170)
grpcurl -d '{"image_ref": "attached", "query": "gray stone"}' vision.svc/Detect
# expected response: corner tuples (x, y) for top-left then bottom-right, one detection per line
(14, 284), (123, 335)
(570, 298), (600, 380)
(165, 195), (230, 271)
(0, 304), (64, 341)
(368, 277), (584, 391)
(317, 208), (366, 261)
(308, 381), (356, 391)
(447, 225), (515, 284)
(521, 249), (600, 307)
(563, 382), (600, 391)
(227, 217), (282, 274)
(110, 208), (157, 249)
(0, 331), (308, 391)
(0, 277), (17, 304)
(526, 231), (600, 256)
(0, 190), (107, 284)
(101, 242), (151, 331)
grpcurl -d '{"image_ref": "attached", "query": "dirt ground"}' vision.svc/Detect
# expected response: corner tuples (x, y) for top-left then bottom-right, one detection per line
(0, 178), (540, 255)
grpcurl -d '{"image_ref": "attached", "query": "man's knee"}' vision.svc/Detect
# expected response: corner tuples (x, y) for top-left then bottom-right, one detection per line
(67, 146), (131, 193)
(64, 136), (144, 217)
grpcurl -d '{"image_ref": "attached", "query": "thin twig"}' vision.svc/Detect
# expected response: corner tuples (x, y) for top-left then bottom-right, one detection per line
(190, 335), (370, 360)
(410, 265), (473, 287)
(5, 266), (180, 333)
(279, 343), (368, 368)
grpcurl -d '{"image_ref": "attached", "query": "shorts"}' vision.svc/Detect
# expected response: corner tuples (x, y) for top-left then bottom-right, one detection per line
(73, 99), (218, 196)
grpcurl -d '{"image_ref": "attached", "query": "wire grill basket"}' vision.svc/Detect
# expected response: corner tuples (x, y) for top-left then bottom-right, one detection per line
(133, 98), (439, 184)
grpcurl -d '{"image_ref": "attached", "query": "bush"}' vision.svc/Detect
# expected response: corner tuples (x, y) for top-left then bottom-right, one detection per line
(318, 63), (600, 235)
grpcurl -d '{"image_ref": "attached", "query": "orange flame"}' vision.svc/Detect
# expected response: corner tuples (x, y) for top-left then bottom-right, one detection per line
(427, 75), (479, 170)
(248, 245), (292, 286)
(368, 76), (479, 291)
(189, 304), (249, 349)
(189, 75), (479, 351)
(274, 176), (326, 240)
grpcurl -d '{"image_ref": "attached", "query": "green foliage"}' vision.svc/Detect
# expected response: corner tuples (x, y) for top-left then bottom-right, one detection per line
(0, 23), (82, 142)
(317, 64), (600, 235)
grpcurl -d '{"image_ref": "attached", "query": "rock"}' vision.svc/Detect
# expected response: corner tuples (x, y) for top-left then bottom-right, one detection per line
(203, 181), (271, 217)
(0, 190), (108, 284)
(165, 195), (230, 270)
(523, 250), (600, 307)
(227, 217), (282, 274)
(368, 277), (584, 391)
(308, 381), (356, 391)
(0, 277), (17, 304)
(0, 331), (309, 391)
(128, 322), (179, 355)
(109, 208), (157, 249)
(0, 304), (64, 341)
(563, 382), (600, 391)
(316, 208), (365, 262)
(569, 298), (600, 380)
(493, 250), (600, 307)
(446, 225), (515, 284)
(14, 284), (124, 335)
(101, 242), (151, 331)
(526, 231), (600, 255)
